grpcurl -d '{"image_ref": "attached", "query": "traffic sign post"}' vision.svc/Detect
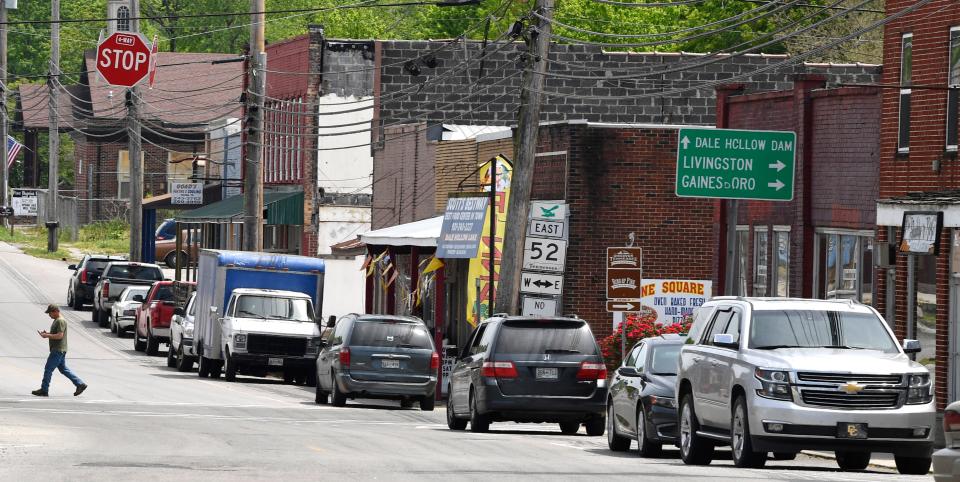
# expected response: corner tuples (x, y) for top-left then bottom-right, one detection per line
(606, 247), (643, 312)
(675, 127), (797, 201)
(96, 32), (153, 88)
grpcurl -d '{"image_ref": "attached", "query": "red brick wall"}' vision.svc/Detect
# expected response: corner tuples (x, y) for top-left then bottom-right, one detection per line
(539, 124), (720, 340)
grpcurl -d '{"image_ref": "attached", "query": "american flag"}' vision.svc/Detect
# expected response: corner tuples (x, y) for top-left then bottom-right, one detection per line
(6, 135), (23, 170)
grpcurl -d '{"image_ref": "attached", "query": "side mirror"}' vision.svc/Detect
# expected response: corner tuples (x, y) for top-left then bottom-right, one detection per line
(133, 295), (145, 302)
(617, 366), (640, 377)
(210, 306), (218, 314)
(903, 339), (921, 354)
(68, 264), (77, 270)
(326, 315), (336, 328)
(173, 307), (185, 317)
(713, 333), (739, 350)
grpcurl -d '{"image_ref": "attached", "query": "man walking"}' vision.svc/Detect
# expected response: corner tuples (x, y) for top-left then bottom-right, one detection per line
(32, 304), (87, 397)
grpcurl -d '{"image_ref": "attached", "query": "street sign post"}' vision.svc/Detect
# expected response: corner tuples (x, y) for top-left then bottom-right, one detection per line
(96, 32), (153, 88)
(521, 296), (558, 316)
(522, 237), (567, 273)
(606, 247), (642, 313)
(675, 127), (797, 201)
(520, 271), (563, 296)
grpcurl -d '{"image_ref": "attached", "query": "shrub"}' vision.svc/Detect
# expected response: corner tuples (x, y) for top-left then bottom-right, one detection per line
(600, 306), (692, 370)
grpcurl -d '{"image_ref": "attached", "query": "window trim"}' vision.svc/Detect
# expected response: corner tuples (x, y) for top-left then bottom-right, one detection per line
(947, 27), (960, 152)
(753, 226), (769, 297)
(772, 229), (790, 297)
(898, 33), (913, 154)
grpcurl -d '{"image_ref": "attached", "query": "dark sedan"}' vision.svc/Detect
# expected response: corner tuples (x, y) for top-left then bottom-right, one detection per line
(607, 334), (685, 456)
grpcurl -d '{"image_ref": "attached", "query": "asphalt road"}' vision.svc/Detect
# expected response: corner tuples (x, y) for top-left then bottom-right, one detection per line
(0, 243), (933, 481)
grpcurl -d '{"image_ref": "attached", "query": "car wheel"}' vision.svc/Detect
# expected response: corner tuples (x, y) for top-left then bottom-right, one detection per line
(469, 390), (490, 433)
(836, 451), (871, 471)
(330, 374), (347, 407)
(314, 382), (328, 405)
(176, 346), (193, 372)
(420, 395), (435, 412)
(92, 308), (100, 324)
(772, 452), (797, 461)
(133, 329), (147, 352)
(209, 361), (222, 379)
(110, 317), (117, 334)
(559, 422), (580, 435)
(283, 371), (296, 384)
(198, 356), (210, 378)
(166, 343), (177, 368)
(446, 396), (467, 430)
(305, 370), (317, 388)
(145, 329), (159, 356)
(400, 399), (414, 409)
(164, 251), (179, 269)
(636, 405), (662, 457)
(679, 393), (714, 465)
(224, 351), (237, 382)
(98, 311), (109, 329)
(606, 403), (630, 451)
(893, 455), (931, 475)
(731, 395), (766, 469)
(67, 290), (74, 309)
(585, 417), (605, 437)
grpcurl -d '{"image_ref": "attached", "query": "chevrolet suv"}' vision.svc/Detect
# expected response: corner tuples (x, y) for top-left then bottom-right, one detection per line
(676, 297), (934, 475)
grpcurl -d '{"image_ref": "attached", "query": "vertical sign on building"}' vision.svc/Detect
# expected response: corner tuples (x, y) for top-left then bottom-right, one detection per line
(520, 200), (568, 317)
(466, 155), (512, 325)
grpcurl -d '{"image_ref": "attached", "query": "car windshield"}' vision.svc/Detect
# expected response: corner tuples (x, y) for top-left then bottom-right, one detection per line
(86, 259), (116, 272)
(494, 321), (598, 355)
(233, 295), (314, 322)
(155, 286), (175, 301)
(106, 264), (163, 281)
(649, 344), (682, 375)
(350, 321), (433, 349)
(122, 288), (149, 301)
(749, 310), (899, 354)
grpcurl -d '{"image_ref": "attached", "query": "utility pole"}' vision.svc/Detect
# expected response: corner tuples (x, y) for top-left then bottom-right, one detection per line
(0, 0), (8, 222)
(242, 0), (265, 252)
(127, 0), (144, 261)
(46, 0), (60, 252)
(494, 0), (554, 315)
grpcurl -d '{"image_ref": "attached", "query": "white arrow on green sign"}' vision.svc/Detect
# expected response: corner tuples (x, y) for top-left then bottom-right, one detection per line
(675, 127), (797, 201)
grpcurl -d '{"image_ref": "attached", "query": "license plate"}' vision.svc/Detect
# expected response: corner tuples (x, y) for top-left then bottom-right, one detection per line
(837, 422), (868, 439)
(536, 367), (558, 380)
(382, 359), (400, 369)
(268, 357), (284, 367)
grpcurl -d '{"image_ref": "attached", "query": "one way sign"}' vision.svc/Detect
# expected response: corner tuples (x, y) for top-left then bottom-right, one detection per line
(520, 271), (563, 296)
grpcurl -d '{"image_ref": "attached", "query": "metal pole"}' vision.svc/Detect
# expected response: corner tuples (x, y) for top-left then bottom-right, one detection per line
(495, 0), (554, 315)
(725, 199), (740, 295)
(0, 1), (8, 221)
(46, 0), (60, 252)
(242, 0), (265, 252)
(127, 0), (143, 261)
(475, 277), (481, 326)
(906, 254), (915, 341)
(886, 226), (896, 328)
(489, 158), (496, 311)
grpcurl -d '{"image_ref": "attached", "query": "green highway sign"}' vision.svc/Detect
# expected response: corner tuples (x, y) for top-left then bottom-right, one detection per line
(675, 127), (797, 201)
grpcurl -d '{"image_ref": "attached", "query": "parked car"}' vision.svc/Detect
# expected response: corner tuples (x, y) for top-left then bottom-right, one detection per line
(155, 228), (200, 269)
(110, 286), (149, 336)
(934, 400), (960, 481)
(93, 261), (165, 326)
(156, 218), (177, 240)
(676, 297), (934, 475)
(446, 316), (607, 435)
(607, 334), (685, 456)
(67, 254), (125, 310)
(315, 314), (439, 410)
(134, 281), (195, 356)
(168, 292), (197, 372)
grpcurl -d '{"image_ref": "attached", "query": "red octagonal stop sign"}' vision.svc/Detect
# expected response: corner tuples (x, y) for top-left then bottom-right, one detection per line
(96, 32), (152, 88)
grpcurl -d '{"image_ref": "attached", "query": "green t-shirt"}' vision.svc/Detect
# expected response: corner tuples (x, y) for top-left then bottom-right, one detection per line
(49, 317), (67, 353)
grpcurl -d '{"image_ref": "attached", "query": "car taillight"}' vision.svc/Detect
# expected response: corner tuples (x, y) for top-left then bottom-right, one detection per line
(945, 410), (960, 433)
(80, 270), (88, 283)
(430, 352), (440, 371)
(481, 361), (518, 378)
(102, 280), (110, 298)
(339, 347), (351, 366)
(577, 361), (607, 380)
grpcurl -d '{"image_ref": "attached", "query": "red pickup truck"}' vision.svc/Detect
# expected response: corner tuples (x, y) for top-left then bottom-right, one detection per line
(134, 281), (196, 356)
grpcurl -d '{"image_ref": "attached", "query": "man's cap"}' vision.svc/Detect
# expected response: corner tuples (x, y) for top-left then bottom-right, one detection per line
(45, 304), (60, 314)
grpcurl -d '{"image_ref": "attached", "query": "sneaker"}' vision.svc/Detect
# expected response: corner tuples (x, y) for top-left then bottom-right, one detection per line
(31, 389), (48, 397)
(73, 384), (87, 397)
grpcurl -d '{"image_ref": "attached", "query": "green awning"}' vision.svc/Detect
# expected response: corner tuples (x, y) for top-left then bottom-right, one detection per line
(176, 191), (304, 225)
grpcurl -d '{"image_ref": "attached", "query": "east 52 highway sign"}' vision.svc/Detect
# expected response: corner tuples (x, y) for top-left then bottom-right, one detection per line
(675, 127), (797, 202)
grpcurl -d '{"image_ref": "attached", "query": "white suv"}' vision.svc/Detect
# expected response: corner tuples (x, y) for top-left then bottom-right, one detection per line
(676, 297), (934, 475)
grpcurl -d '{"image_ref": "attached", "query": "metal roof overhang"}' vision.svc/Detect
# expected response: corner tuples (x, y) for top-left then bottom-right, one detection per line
(176, 191), (304, 225)
(359, 216), (443, 248)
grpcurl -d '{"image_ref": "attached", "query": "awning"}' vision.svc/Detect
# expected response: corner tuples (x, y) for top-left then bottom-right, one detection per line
(360, 216), (443, 247)
(877, 190), (960, 227)
(177, 191), (304, 225)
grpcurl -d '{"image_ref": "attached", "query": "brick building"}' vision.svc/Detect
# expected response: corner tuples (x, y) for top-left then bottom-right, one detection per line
(716, 78), (882, 307)
(874, 0), (960, 409)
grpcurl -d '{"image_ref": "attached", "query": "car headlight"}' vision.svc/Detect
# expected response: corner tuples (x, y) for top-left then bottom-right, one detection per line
(906, 373), (932, 404)
(234, 333), (247, 349)
(755, 368), (793, 401)
(650, 395), (676, 408)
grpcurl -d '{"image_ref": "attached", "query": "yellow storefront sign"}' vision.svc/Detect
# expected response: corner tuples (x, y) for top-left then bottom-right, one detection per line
(466, 155), (512, 326)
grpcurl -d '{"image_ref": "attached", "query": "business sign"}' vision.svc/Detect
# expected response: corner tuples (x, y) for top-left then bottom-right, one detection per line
(607, 268), (643, 300)
(899, 211), (943, 255)
(530, 219), (564, 239)
(171, 182), (203, 205)
(520, 271), (564, 296)
(466, 156), (513, 325)
(11, 189), (37, 216)
(523, 237), (567, 273)
(607, 300), (641, 312)
(521, 296), (558, 317)
(639, 279), (712, 324)
(531, 200), (567, 220)
(675, 127), (797, 201)
(606, 246), (642, 312)
(436, 196), (489, 259)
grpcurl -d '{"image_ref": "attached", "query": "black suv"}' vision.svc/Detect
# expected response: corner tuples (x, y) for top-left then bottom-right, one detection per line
(67, 254), (126, 309)
(446, 316), (607, 435)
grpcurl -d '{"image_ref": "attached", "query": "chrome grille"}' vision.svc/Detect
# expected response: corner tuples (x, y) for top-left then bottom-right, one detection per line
(797, 372), (903, 385)
(800, 389), (901, 409)
(247, 335), (307, 357)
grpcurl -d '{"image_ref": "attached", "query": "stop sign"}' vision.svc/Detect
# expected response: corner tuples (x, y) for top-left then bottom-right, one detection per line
(96, 32), (153, 88)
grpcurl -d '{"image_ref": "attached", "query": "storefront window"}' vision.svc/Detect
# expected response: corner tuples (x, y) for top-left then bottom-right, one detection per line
(816, 230), (874, 304)
(916, 255), (937, 367)
(825, 234), (838, 297)
(737, 227), (749, 296)
(838, 235), (858, 299)
(774, 229), (790, 296)
(861, 238), (874, 305)
(753, 227), (769, 297)
(394, 254), (412, 315)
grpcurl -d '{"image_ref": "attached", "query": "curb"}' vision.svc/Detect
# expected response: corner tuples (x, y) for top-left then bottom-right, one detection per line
(802, 450), (898, 470)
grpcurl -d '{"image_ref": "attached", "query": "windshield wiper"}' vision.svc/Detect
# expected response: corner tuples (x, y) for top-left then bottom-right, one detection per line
(753, 345), (797, 350)
(238, 310), (261, 317)
(544, 348), (581, 354)
(820, 345), (864, 350)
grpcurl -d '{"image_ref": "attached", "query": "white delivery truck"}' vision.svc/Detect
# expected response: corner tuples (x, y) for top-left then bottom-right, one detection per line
(194, 250), (325, 384)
